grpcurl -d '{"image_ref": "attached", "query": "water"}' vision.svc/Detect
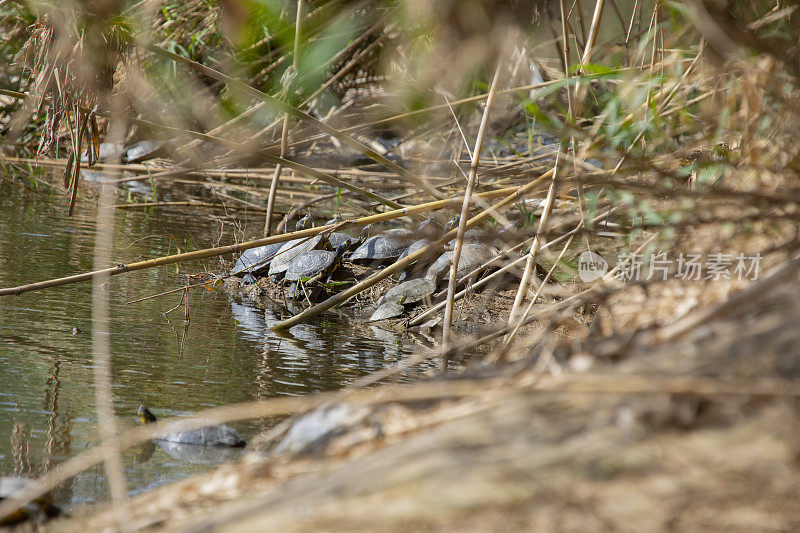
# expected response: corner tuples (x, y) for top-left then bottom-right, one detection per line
(0, 178), (420, 505)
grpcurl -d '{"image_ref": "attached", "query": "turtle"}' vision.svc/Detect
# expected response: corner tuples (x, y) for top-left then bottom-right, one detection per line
(324, 214), (345, 226)
(285, 243), (348, 300)
(285, 243), (347, 283)
(448, 228), (490, 248)
(134, 439), (244, 466)
(397, 238), (443, 282)
(370, 278), (436, 322)
(349, 228), (412, 265)
(267, 234), (326, 281)
(80, 142), (124, 163)
(415, 216), (443, 240)
(138, 406), (246, 447)
(425, 243), (495, 286)
(381, 278), (436, 305)
(369, 301), (406, 321)
(327, 231), (360, 251)
(124, 139), (168, 163)
(443, 215), (460, 233)
(0, 477), (61, 526)
(230, 242), (284, 276)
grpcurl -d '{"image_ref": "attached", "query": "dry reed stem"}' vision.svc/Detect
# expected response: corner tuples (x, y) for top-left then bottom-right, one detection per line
(452, 233), (659, 358)
(442, 64), (502, 354)
(507, 150), (562, 328)
(503, 231), (578, 348)
(653, 251), (800, 343)
(264, 0), (304, 238)
(85, 113), (409, 212)
(247, 22), (391, 146)
(91, 170), (131, 530)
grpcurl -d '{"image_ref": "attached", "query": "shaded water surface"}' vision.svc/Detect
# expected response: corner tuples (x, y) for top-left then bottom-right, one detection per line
(0, 179), (418, 504)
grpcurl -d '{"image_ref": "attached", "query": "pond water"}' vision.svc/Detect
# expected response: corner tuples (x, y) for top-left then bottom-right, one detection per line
(0, 177), (421, 505)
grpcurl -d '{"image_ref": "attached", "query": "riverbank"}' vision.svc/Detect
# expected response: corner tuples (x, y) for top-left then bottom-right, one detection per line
(40, 258), (800, 531)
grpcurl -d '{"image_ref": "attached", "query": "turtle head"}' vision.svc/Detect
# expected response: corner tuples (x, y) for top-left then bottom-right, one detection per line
(334, 242), (349, 257)
(331, 242), (348, 272)
(138, 406), (157, 424)
(325, 214), (345, 226)
(358, 224), (374, 242)
(443, 215), (460, 233)
(295, 213), (313, 231)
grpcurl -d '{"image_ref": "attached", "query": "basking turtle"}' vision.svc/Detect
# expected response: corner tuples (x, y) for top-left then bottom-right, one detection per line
(80, 142), (124, 163)
(267, 234), (326, 281)
(327, 231), (360, 251)
(425, 243), (495, 286)
(324, 214), (345, 226)
(443, 215), (460, 233)
(369, 301), (405, 321)
(124, 139), (168, 163)
(285, 243), (347, 283)
(370, 278), (436, 321)
(448, 228), (490, 248)
(230, 242), (284, 277)
(380, 278), (436, 305)
(349, 228), (412, 265)
(0, 477), (61, 526)
(397, 238), (443, 282)
(415, 216), (443, 239)
(231, 214), (312, 278)
(138, 406), (246, 447)
(285, 243), (347, 300)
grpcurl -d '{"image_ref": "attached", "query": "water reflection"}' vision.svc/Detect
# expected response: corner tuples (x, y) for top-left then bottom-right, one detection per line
(0, 180), (420, 505)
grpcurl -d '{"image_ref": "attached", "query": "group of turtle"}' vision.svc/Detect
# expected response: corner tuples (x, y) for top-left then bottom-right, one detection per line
(230, 213), (508, 322)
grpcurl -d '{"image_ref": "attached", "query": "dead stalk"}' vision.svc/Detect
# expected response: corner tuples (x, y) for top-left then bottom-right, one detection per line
(442, 65), (502, 354)
(264, 0), (304, 237)
(145, 44), (446, 201)
(507, 149), (562, 328)
(91, 168), (131, 529)
(503, 231), (578, 348)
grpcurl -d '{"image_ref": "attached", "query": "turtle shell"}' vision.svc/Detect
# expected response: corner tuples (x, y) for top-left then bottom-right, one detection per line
(285, 249), (339, 281)
(447, 229), (490, 248)
(268, 235), (325, 278)
(349, 229), (412, 264)
(425, 243), (495, 285)
(380, 278), (435, 305)
(327, 232), (359, 250)
(80, 142), (124, 163)
(398, 238), (437, 262)
(369, 301), (405, 321)
(124, 140), (168, 163)
(155, 419), (246, 447)
(231, 242), (284, 275)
